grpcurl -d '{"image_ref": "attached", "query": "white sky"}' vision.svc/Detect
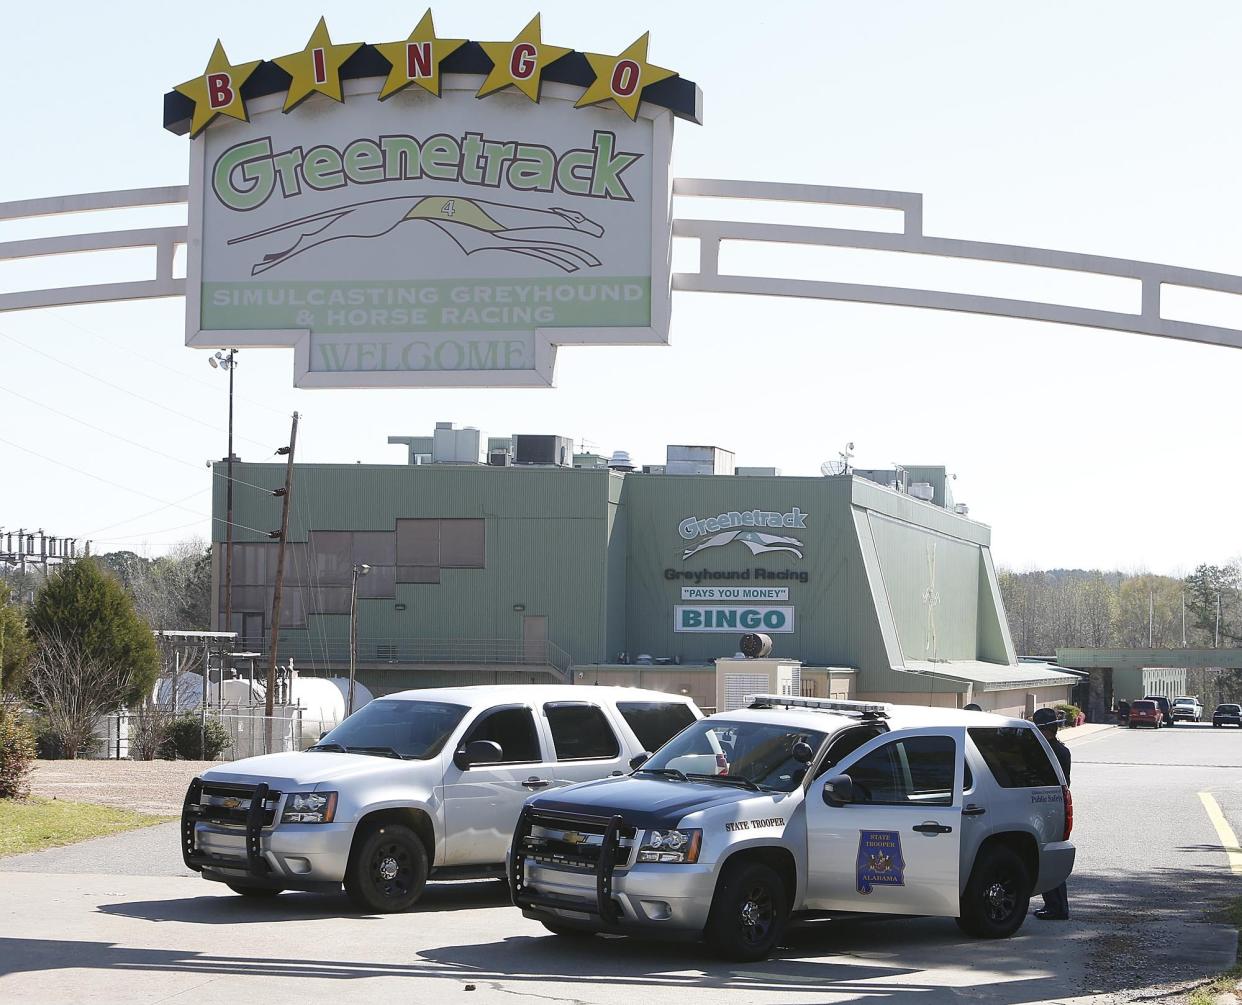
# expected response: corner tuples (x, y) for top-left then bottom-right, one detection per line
(3, 0), (1241, 573)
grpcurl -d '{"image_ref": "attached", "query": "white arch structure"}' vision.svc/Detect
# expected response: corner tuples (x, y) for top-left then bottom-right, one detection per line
(4, 179), (1242, 351)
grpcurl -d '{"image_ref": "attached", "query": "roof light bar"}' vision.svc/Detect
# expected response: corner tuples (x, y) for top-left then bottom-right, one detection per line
(745, 694), (892, 715)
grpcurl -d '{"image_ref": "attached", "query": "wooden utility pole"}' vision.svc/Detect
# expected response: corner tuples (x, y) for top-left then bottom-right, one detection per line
(265, 411), (298, 751)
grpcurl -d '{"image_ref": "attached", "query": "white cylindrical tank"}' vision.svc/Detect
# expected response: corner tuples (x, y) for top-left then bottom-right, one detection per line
(286, 675), (349, 748)
(324, 677), (375, 713)
(152, 674), (263, 713)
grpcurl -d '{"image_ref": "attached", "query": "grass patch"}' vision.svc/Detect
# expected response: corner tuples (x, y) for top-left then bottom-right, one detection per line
(1191, 895), (1242, 1004)
(1189, 965), (1242, 1005)
(0, 797), (173, 857)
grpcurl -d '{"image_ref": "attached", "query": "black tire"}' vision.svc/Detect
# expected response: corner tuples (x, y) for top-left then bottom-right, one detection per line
(704, 860), (789, 961)
(540, 920), (597, 938)
(225, 883), (283, 898)
(344, 823), (429, 913)
(955, 845), (1031, 939)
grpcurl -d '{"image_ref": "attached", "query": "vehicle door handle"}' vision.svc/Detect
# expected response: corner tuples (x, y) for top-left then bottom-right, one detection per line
(522, 778), (550, 789)
(962, 805), (986, 817)
(913, 822), (953, 835)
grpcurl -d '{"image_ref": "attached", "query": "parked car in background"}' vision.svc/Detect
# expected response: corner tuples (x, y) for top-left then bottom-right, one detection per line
(1212, 704), (1242, 728)
(1143, 695), (1174, 726)
(1129, 700), (1163, 729)
(1172, 697), (1204, 723)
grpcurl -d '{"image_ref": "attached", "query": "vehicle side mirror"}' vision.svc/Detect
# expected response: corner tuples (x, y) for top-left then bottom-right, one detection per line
(792, 741), (814, 764)
(454, 739), (503, 770)
(318, 730), (329, 741)
(822, 773), (854, 807)
(629, 751), (652, 770)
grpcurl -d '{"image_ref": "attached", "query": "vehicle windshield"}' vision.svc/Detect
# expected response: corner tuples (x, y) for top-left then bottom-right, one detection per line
(1132, 701), (1156, 711)
(1219, 705), (1241, 713)
(1174, 699), (1196, 706)
(313, 700), (468, 759)
(640, 719), (827, 792)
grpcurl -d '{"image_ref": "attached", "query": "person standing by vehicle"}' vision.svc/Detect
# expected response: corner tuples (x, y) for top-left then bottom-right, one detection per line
(1032, 707), (1071, 920)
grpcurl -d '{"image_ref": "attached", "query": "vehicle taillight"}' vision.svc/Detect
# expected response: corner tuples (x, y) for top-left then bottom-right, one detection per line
(1062, 785), (1073, 841)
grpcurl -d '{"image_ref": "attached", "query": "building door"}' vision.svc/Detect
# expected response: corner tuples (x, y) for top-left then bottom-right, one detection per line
(523, 615), (548, 664)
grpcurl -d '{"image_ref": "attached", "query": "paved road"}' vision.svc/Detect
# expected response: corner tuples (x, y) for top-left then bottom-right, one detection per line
(0, 724), (1238, 1004)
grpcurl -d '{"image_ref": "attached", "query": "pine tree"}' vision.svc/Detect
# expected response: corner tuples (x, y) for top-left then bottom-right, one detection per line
(30, 559), (159, 707)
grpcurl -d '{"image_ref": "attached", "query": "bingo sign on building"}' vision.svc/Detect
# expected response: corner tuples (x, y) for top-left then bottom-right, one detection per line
(164, 12), (702, 387)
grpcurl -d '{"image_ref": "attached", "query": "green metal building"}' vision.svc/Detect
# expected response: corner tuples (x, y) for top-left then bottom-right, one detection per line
(211, 434), (1076, 715)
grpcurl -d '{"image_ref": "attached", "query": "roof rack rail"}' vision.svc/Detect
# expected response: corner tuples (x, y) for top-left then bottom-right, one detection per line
(745, 694), (891, 718)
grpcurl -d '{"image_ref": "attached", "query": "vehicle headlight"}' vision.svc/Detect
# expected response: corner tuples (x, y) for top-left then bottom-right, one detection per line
(637, 828), (702, 863)
(281, 791), (338, 824)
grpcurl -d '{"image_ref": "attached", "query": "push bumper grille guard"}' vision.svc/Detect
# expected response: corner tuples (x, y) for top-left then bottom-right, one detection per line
(181, 778), (278, 877)
(510, 805), (626, 925)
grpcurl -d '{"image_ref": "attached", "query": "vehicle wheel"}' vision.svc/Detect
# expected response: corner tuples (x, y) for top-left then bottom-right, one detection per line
(540, 920), (597, 938)
(955, 845), (1031, 939)
(225, 883), (283, 898)
(344, 823), (428, 913)
(705, 860), (789, 961)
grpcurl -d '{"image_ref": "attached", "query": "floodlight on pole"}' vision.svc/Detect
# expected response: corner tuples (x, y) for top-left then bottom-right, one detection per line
(348, 564), (371, 717)
(209, 349), (238, 643)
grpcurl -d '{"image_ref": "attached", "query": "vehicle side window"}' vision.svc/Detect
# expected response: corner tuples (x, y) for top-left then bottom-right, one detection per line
(616, 702), (697, 751)
(463, 707), (541, 764)
(968, 726), (1059, 787)
(846, 735), (956, 806)
(814, 725), (886, 779)
(544, 703), (620, 761)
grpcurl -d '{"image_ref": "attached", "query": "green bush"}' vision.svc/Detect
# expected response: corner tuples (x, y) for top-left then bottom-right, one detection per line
(0, 715), (37, 799)
(165, 714), (229, 761)
(1055, 702), (1083, 725)
(31, 717), (96, 760)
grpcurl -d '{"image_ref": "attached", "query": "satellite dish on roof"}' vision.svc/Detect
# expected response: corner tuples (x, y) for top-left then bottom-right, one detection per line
(821, 460), (847, 476)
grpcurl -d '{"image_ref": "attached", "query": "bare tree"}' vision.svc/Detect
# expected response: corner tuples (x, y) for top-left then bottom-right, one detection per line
(25, 633), (137, 759)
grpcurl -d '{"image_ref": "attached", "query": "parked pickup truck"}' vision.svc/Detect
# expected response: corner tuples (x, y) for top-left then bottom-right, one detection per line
(1172, 697), (1204, 723)
(181, 685), (701, 912)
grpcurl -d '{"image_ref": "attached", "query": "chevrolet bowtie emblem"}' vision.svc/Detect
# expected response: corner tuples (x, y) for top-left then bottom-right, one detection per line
(562, 831), (587, 845)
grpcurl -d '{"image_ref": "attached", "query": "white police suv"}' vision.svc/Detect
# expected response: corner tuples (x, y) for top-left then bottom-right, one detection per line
(510, 695), (1074, 960)
(181, 685), (700, 912)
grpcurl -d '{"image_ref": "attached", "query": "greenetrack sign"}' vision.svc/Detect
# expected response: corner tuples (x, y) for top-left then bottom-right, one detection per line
(184, 61), (677, 388)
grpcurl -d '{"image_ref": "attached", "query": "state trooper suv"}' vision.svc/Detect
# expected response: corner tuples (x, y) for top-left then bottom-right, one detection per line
(510, 695), (1075, 960)
(181, 685), (700, 912)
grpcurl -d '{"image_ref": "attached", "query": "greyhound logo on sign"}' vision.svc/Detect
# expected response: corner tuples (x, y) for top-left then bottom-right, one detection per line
(678, 508), (807, 561)
(231, 197), (607, 277)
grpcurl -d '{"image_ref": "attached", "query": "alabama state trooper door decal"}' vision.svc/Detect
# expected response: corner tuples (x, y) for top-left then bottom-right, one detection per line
(856, 830), (906, 894)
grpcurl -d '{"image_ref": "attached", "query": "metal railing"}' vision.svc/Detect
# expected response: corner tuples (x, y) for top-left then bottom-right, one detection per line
(228, 635), (574, 680)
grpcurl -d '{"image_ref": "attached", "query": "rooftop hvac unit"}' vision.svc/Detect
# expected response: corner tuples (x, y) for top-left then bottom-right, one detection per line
(953, 502), (970, 516)
(514, 434), (573, 466)
(488, 450), (512, 467)
(909, 482), (935, 502)
(607, 449), (635, 471)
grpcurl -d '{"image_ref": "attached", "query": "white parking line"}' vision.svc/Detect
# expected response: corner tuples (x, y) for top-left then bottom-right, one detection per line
(1198, 791), (1242, 875)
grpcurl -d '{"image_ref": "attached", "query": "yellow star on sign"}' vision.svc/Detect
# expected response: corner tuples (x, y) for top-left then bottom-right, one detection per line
(575, 33), (676, 121)
(273, 17), (362, 112)
(476, 14), (571, 102)
(375, 10), (466, 100)
(174, 40), (261, 138)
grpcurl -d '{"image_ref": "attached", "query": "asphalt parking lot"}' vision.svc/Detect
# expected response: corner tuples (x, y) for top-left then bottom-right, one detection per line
(1, 724), (1238, 1005)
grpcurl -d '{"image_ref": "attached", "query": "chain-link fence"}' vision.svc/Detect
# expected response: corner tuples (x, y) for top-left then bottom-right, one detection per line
(95, 707), (339, 762)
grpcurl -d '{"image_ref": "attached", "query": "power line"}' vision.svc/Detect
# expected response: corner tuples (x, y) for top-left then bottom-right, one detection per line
(49, 312), (288, 418)
(0, 328), (274, 450)
(0, 382), (281, 495)
(0, 432), (274, 539)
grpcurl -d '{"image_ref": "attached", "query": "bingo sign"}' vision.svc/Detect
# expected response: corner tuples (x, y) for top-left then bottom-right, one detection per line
(675, 606), (796, 633)
(164, 13), (702, 387)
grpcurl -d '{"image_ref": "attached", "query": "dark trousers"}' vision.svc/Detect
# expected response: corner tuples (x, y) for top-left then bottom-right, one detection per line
(1041, 882), (1069, 918)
